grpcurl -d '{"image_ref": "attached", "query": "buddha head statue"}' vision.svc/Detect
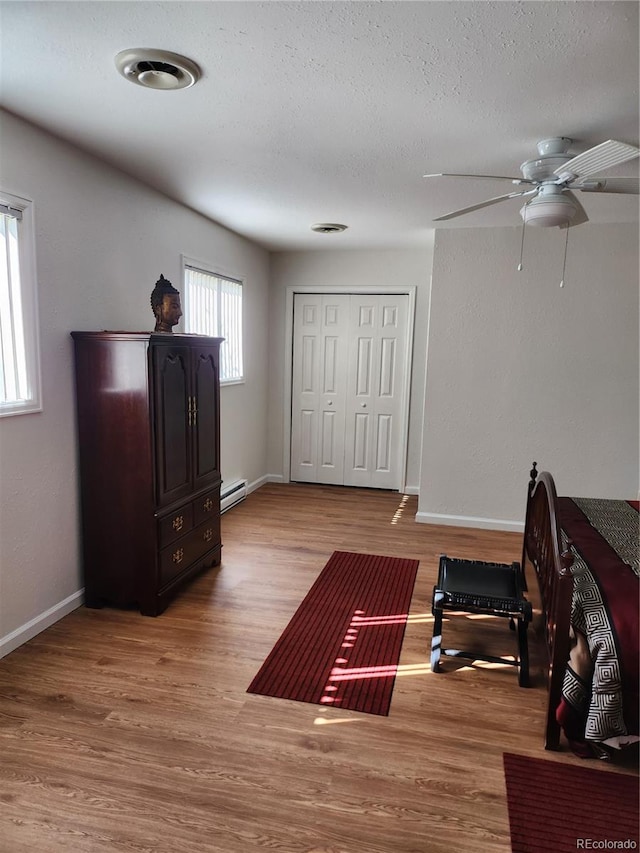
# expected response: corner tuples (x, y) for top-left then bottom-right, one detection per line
(150, 274), (182, 333)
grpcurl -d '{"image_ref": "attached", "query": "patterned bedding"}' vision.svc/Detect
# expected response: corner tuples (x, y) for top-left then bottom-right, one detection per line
(555, 497), (639, 759)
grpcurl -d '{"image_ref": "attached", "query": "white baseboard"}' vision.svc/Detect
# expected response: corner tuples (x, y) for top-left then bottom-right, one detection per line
(0, 589), (84, 659)
(415, 510), (524, 533)
(264, 474), (284, 484)
(265, 475), (418, 494)
(403, 485), (419, 496)
(250, 474), (278, 491)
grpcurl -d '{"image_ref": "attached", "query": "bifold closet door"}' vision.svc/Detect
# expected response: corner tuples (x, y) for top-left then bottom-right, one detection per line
(343, 295), (408, 489)
(290, 293), (408, 489)
(290, 294), (349, 484)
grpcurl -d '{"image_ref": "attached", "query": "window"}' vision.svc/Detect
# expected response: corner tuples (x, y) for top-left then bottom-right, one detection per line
(0, 192), (41, 417)
(183, 261), (243, 383)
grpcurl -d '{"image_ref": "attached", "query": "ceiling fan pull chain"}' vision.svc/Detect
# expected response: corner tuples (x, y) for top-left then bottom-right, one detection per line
(560, 227), (570, 288)
(517, 213), (527, 271)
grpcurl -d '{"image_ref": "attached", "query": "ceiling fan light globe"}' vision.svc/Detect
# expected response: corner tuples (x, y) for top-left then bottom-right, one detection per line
(520, 195), (577, 227)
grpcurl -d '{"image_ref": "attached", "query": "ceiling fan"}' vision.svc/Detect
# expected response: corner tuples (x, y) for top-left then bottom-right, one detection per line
(424, 137), (639, 228)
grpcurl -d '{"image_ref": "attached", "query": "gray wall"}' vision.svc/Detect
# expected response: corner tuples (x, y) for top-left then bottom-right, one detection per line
(267, 246), (435, 492)
(0, 111), (270, 654)
(1, 109), (638, 655)
(418, 224), (639, 529)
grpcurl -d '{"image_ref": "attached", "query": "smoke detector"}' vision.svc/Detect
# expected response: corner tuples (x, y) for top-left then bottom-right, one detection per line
(115, 49), (201, 90)
(311, 223), (348, 233)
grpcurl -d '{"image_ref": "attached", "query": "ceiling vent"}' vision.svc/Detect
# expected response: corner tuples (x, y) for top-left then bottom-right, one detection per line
(115, 49), (201, 90)
(310, 223), (348, 233)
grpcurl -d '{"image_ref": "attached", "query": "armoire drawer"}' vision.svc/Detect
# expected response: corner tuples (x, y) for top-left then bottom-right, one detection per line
(158, 504), (194, 549)
(193, 487), (220, 526)
(159, 517), (221, 588)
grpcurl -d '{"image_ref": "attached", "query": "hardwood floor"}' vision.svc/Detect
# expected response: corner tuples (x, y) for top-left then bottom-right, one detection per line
(1, 484), (636, 853)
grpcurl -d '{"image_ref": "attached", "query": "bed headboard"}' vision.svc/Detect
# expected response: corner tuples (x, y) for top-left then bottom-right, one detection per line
(521, 462), (574, 749)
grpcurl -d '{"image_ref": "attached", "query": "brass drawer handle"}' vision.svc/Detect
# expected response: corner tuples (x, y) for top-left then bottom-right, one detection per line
(188, 396), (198, 427)
(203, 528), (213, 543)
(172, 515), (184, 532)
(203, 498), (213, 512)
(172, 548), (184, 564)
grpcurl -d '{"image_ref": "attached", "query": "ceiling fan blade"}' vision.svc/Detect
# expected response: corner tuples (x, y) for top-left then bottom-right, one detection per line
(575, 176), (639, 195)
(424, 172), (533, 185)
(433, 188), (538, 222)
(554, 140), (639, 182)
(561, 190), (589, 229)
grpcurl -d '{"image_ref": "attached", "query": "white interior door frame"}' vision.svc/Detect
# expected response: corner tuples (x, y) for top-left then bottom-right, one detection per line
(283, 284), (417, 491)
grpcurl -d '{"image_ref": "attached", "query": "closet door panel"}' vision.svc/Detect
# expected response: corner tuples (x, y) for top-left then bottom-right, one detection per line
(290, 294), (348, 483)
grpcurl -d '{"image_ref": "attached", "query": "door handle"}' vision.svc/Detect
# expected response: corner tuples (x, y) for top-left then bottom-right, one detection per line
(361, 403), (367, 408)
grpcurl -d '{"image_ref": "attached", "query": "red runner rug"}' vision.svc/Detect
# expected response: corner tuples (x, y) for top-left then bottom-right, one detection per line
(247, 551), (419, 715)
(503, 752), (639, 853)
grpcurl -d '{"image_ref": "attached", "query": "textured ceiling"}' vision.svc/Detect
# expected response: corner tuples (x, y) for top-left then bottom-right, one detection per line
(1, 1), (638, 250)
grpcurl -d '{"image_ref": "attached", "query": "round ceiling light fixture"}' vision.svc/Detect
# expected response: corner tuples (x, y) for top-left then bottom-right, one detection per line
(310, 223), (348, 233)
(520, 186), (577, 228)
(115, 49), (201, 90)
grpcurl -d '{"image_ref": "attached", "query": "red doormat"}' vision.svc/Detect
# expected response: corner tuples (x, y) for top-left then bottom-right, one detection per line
(247, 551), (419, 715)
(503, 752), (639, 853)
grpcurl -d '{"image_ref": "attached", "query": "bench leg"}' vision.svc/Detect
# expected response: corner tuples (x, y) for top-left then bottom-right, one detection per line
(431, 602), (443, 672)
(517, 618), (530, 687)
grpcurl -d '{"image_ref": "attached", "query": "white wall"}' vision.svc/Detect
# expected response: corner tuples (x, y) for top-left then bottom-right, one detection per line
(267, 246), (435, 491)
(2, 108), (637, 655)
(418, 223), (639, 530)
(0, 111), (270, 654)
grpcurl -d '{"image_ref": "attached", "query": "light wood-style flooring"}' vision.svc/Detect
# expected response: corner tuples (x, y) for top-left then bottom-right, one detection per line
(1, 484), (637, 853)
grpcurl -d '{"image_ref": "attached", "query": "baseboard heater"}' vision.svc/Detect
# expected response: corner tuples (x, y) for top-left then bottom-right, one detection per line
(221, 479), (248, 513)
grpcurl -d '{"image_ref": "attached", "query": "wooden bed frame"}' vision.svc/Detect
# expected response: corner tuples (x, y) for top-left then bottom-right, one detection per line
(520, 462), (575, 750)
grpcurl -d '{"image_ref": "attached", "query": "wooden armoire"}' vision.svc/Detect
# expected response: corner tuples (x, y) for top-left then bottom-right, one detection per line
(71, 332), (223, 615)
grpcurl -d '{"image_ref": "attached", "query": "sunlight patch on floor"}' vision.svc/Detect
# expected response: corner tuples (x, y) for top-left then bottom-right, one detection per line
(390, 494), (410, 525)
(313, 715), (361, 726)
(328, 664), (400, 682)
(350, 613), (410, 627)
(446, 659), (517, 672)
(407, 612), (432, 624)
(454, 612), (513, 621)
(395, 662), (432, 676)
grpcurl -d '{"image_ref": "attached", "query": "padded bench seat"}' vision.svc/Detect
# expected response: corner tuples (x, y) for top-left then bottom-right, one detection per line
(430, 554), (532, 687)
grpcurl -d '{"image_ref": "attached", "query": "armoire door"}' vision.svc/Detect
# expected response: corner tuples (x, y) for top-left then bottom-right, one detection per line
(153, 343), (192, 507)
(290, 293), (409, 489)
(191, 345), (221, 493)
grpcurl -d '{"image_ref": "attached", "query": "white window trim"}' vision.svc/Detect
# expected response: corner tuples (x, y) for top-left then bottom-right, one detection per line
(181, 254), (245, 386)
(0, 191), (42, 417)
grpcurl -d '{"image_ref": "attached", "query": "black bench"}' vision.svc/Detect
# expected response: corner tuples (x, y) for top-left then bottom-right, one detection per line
(430, 554), (532, 687)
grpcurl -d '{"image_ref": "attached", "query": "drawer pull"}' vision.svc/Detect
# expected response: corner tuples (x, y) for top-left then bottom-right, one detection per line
(172, 515), (184, 532)
(203, 528), (213, 543)
(203, 498), (214, 512)
(172, 548), (184, 564)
